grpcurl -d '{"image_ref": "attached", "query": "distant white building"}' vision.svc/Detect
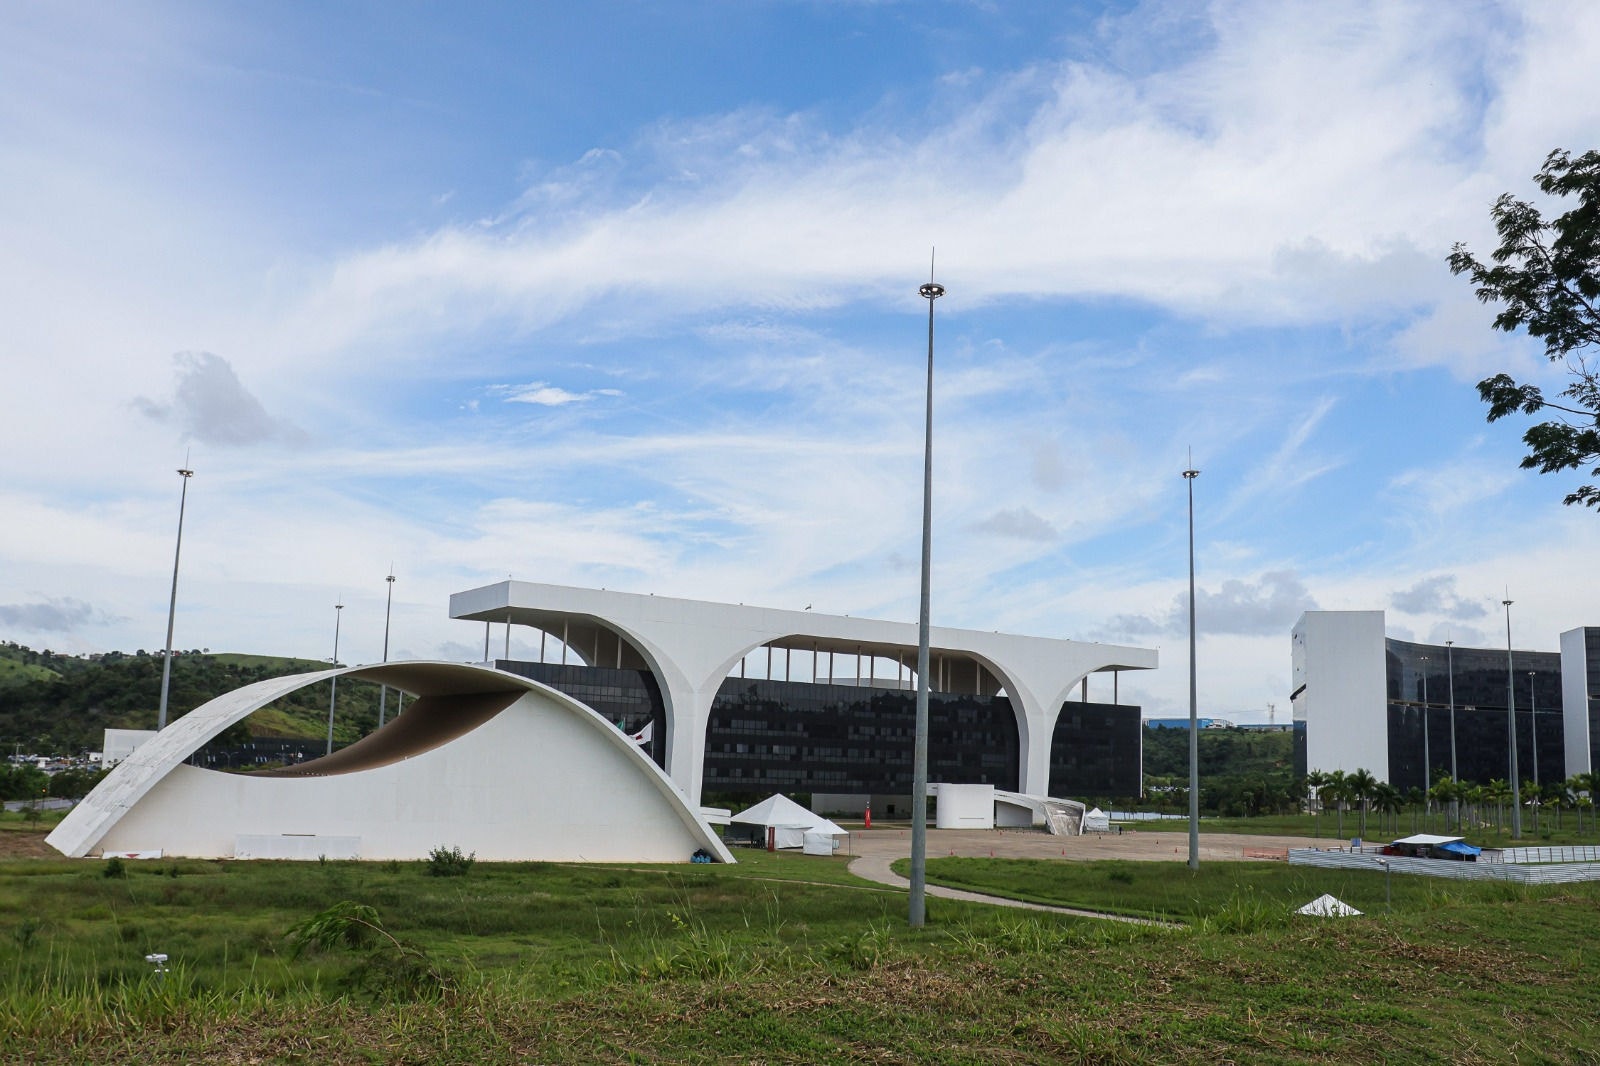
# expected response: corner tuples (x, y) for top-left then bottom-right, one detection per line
(1291, 611), (1593, 789)
(100, 729), (155, 768)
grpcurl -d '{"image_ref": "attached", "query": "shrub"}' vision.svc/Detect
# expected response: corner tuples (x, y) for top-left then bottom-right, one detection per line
(425, 845), (475, 878)
(102, 857), (126, 879)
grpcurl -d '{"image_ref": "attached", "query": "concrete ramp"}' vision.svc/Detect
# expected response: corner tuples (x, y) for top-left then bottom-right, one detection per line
(992, 790), (1087, 836)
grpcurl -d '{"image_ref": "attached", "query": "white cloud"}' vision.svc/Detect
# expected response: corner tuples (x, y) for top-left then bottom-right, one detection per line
(1391, 574), (1490, 620)
(491, 382), (622, 407)
(135, 352), (306, 447)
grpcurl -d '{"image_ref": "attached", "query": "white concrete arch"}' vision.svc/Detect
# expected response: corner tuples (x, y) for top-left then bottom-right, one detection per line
(452, 582), (1158, 801)
(47, 661), (732, 863)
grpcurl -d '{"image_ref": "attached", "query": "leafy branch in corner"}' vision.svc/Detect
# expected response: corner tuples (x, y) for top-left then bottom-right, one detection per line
(1450, 148), (1600, 509)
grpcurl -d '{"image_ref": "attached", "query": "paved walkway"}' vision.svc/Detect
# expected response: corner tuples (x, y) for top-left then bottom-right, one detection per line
(842, 826), (1325, 924)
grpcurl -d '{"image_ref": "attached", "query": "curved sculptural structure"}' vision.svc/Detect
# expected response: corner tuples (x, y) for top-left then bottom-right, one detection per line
(48, 661), (733, 863)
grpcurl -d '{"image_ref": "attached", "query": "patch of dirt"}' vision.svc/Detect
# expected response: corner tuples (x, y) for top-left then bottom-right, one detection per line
(0, 829), (57, 858)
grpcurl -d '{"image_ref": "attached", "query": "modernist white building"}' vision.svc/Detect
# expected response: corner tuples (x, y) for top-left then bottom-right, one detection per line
(1292, 611), (1595, 788)
(450, 581), (1158, 804)
(49, 661), (732, 863)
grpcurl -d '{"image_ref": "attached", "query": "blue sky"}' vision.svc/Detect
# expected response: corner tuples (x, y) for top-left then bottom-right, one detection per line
(3, 0), (1599, 723)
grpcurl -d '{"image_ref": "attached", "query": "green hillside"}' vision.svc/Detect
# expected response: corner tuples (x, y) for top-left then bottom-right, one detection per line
(1142, 724), (1301, 816)
(0, 642), (391, 755)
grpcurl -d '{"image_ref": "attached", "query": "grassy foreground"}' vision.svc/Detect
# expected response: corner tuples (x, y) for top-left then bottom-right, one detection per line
(2, 844), (1598, 1064)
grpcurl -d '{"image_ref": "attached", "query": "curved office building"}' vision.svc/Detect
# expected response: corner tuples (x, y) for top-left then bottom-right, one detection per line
(1292, 611), (1599, 790)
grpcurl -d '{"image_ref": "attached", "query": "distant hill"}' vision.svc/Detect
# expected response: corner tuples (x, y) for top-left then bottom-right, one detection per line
(0, 642), (392, 755)
(1142, 724), (1301, 816)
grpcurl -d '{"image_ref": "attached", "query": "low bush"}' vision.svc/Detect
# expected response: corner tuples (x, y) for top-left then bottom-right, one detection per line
(425, 845), (475, 878)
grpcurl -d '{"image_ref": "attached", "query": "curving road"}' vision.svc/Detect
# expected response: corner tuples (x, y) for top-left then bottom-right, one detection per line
(842, 826), (1324, 923)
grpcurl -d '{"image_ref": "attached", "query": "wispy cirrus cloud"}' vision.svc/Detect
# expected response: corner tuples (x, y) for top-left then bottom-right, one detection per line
(490, 382), (624, 407)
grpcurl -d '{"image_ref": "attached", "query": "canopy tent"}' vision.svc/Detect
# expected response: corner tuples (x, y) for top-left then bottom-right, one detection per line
(1383, 833), (1480, 861)
(1391, 834), (1464, 847)
(729, 794), (847, 850)
(1082, 807), (1111, 833)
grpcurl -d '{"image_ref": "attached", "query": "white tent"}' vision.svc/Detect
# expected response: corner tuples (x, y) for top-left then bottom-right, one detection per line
(731, 794), (847, 850)
(1082, 807), (1111, 833)
(1295, 893), (1362, 917)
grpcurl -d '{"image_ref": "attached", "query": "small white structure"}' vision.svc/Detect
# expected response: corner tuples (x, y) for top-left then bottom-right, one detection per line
(730, 793), (846, 851)
(1082, 807), (1111, 833)
(933, 783), (995, 829)
(1296, 894), (1362, 917)
(49, 662), (732, 864)
(102, 728), (156, 768)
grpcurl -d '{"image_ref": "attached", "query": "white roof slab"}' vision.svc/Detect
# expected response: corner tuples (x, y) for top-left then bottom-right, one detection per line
(450, 581), (1158, 801)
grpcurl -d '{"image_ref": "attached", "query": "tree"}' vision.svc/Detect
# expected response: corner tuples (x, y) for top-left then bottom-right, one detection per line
(1324, 770), (1349, 839)
(1306, 769), (1328, 838)
(1348, 768), (1379, 840)
(1372, 783), (1403, 835)
(1450, 149), (1600, 508)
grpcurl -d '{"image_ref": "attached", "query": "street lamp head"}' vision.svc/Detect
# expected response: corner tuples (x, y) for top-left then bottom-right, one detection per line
(1503, 599), (1513, 607)
(176, 468), (194, 478)
(1182, 468), (1200, 479)
(918, 282), (945, 300)
(335, 603), (344, 611)
(386, 574), (396, 584)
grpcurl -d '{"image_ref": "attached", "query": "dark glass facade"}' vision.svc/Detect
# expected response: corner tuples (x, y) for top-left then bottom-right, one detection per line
(1385, 639), (1563, 791)
(706, 680), (1020, 795)
(497, 659), (1140, 801)
(1048, 703), (1141, 799)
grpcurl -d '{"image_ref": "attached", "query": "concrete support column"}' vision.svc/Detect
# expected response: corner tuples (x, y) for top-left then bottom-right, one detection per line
(661, 680), (709, 804)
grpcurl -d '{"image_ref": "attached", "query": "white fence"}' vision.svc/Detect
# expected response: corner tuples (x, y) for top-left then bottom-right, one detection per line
(1289, 847), (1600, 884)
(1499, 845), (1600, 864)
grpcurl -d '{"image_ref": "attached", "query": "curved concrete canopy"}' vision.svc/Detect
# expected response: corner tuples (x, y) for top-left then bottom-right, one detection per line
(452, 581), (1159, 801)
(48, 661), (733, 863)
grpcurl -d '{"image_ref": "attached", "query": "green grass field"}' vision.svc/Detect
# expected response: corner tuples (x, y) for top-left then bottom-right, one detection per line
(1133, 810), (1600, 847)
(3, 839), (1599, 1063)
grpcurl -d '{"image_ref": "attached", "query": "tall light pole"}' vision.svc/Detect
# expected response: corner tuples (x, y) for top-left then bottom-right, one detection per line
(326, 602), (344, 756)
(1447, 639), (1458, 829)
(1446, 641), (1457, 782)
(1419, 655), (1430, 796)
(909, 271), (943, 928)
(1528, 671), (1539, 790)
(156, 466), (195, 731)
(1504, 598), (1522, 838)
(378, 572), (395, 728)
(1183, 458), (1201, 871)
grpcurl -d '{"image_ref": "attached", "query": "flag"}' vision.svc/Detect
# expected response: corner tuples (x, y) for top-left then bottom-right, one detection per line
(628, 721), (653, 745)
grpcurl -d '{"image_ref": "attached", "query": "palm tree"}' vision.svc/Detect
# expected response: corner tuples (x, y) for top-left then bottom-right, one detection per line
(1545, 781), (1569, 831)
(1348, 768), (1378, 840)
(1325, 770), (1349, 839)
(1485, 779), (1511, 834)
(1462, 783), (1486, 832)
(1569, 775), (1593, 835)
(1429, 775), (1458, 833)
(1405, 787), (1425, 833)
(1306, 769), (1328, 838)
(1372, 782), (1403, 835)
(1523, 779), (1542, 834)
